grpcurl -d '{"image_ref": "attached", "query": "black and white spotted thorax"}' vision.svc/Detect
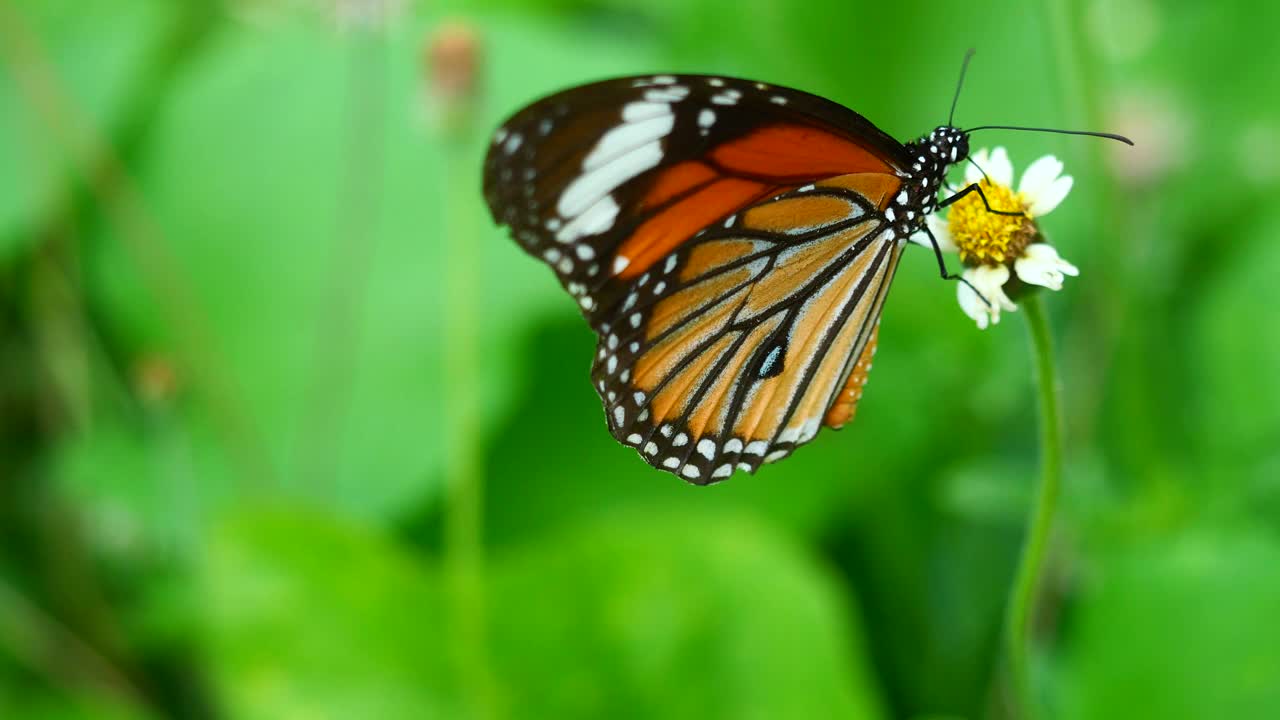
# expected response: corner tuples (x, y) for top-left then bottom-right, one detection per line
(883, 125), (969, 240)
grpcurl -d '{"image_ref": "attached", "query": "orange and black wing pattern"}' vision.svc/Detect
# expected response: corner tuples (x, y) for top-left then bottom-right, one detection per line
(484, 74), (913, 482)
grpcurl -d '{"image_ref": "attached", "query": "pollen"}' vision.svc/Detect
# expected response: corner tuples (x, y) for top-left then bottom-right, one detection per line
(947, 180), (1037, 266)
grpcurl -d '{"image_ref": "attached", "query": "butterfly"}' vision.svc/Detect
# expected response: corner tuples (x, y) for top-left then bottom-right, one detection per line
(482, 70), (1047, 483)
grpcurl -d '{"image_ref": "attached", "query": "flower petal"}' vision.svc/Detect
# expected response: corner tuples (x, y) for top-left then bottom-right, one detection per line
(1027, 175), (1073, 216)
(1018, 155), (1064, 204)
(964, 147), (990, 185)
(1014, 242), (1080, 291)
(957, 265), (1016, 329)
(987, 147), (1014, 187)
(929, 212), (956, 251)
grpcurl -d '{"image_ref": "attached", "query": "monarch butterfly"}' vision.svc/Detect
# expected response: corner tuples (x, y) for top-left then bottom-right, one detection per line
(483, 58), (1128, 483)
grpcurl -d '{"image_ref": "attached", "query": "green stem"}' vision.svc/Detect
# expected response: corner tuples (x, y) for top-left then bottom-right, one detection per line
(442, 130), (495, 719)
(1003, 293), (1064, 719)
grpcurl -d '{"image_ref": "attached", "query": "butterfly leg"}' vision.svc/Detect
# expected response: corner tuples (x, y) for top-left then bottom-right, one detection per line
(938, 183), (1024, 217)
(919, 222), (991, 308)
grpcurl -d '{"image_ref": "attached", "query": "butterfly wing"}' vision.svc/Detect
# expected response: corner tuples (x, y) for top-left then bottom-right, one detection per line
(483, 74), (909, 317)
(593, 173), (904, 482)
(484, 74), (911, 482)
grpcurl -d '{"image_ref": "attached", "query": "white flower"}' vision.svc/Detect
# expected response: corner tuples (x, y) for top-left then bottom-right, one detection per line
(958, 265), (1017, 330)
(914, 146), (1080, 329)
(1014, 242), (1079, 291)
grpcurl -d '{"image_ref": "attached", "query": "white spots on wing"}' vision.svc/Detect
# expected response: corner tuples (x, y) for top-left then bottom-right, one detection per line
(799, 418), (820, 442)
(797, 183), (815, 193)
(638, 272), (650, 286)
(712, 464), (733, 479)
(765, 449), (789, 463)
(614, 406), (626, 426)
(723, 214), (737, 228)
(681, 465), (701, 480)
(897, 191), (909, 204)
(745, 440), (768, 456)
(629, 341), (640, 353)
(698, 108), (716, 128)
(663, 457), (680, 469)
(607, 333), (618, 350)
(553, 101), (675, 245)
(885, 207), (896, 222)
(754, 82), (768, 90)
(711, 88), (742, 105)
(557, 156), (648, 239)
(587, 263), (600, 277)
(673, 432), (688, 447)
(606, 355), (618, 374)
(613, 256), (631, 275)
(619, 369), (630, 383)
(708, 77), (725, 87)
(724, 438), (743, 453)
(650, 75), (677, 85)
(737, 462), (753, 472)
(664, 255), (678, 274)
(503, 133), (522, 154)
(644, 442), (658, 455)
(557, 256), (574, 274)
(543, 248), (562, 264)
(579, 296), (595, 311)
(636, 407), (647, 422)
(644, 86), (690, 103)
(652, 280), (666, 295)
(538, 118), (553, 136)
(622, 292), (638, 311)
(493, 127), (508, 144)
(777, 427), (799, 444)
(622, 101), (673, 123)
(769, 95), (788, 105)
(627, 433), (642, 444)
(546, 217), (562, 231)
(696, 439), (716, 460)
(607, 390), (616, 402)
(633, 391), (646, 405)
(575, 244), (595, 260)
(660, 424), (674, 437)
(759, 345), (782, 376)
(629, 312), (642, 328)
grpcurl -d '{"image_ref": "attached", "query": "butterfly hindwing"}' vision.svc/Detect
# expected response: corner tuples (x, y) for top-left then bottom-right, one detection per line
(591, 173), (904, 482)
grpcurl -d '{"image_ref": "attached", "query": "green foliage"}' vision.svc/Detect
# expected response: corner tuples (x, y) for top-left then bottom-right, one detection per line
(2, 0), (1279, 718)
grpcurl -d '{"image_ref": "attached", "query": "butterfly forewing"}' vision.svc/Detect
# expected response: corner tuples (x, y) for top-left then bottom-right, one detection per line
(484, 74), (914, 483)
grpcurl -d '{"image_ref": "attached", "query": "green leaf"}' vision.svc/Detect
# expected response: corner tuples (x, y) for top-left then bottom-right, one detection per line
(1056, 525), (1280, 719)
(489, 511), (885, 720)
(199, 509), (455, 719)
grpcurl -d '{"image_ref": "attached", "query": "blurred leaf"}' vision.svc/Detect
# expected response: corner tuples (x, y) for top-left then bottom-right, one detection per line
(489, 510), (885, 720)
(200, 509), (455, 719)
(1056, 524), (1280, 720)
(0, 0), (172, 258)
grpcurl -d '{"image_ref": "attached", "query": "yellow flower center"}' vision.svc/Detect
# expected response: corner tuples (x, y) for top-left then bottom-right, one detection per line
(947, 179), (1037, 266)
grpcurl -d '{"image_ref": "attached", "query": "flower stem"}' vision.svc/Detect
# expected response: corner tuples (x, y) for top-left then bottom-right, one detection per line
(1003, 293), (1063, 718)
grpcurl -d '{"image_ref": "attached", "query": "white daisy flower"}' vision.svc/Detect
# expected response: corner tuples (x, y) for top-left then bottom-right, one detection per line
(910, 146), (1079, 329)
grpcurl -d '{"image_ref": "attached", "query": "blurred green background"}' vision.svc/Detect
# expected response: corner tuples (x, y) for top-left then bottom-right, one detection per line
(2, 0), (1279, 718)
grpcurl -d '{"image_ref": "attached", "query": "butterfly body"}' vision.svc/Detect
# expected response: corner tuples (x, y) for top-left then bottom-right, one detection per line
(484, 74), (970, 483)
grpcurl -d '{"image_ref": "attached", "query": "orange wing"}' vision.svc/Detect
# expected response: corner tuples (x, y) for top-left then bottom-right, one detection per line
(593, 172), (902, 482)
(482, 75), (910, 334)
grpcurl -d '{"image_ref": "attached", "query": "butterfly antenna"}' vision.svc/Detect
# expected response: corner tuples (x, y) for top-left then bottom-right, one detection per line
(948, 49), (976, 127)
(966, 124), (1135, 145)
